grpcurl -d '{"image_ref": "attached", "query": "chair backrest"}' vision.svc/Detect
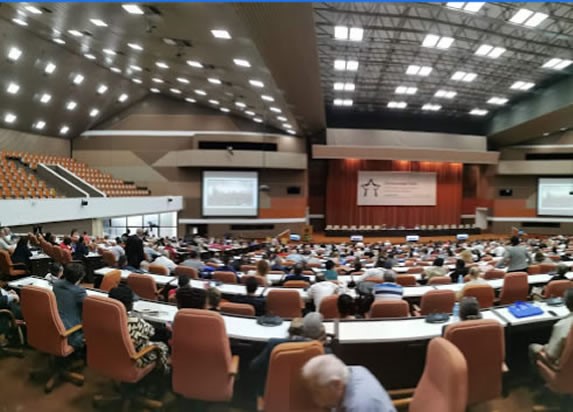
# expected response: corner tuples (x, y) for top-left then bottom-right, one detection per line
(369, 300), (409, 318)
(318, 295), (340, 319)
(540, 263), (557, 274)
(0, 250), (12, 275)
(420, 290), (456, 315)
(82, 296), (142, 383)
(240, 265), (257, 272)
(100, 269), (122, 292)
(220, 302), (255, 316)
(527, 265), (541, 275)
(20, 286), (72, 357)
(241, 274), (266, 286)
(484, 270), (505, 280)
(407, 267), (424, 274)
(462, 284), (495, 308)
(263, 341), (325, 412)
(174, 265), (198, 279)
(409, 337), (468, 412)
(101, 251), (116, 267)
(444, 319), (504, 405)
(126, 273), (158, 300)
(283, 280), (309, 289)
(396, 275), (417, 286)
(172, 309), (234, 402)
(541, 326), (573, 393)
(428, 276), (452, 285)
(544, 280), (573, 298)
(499, 272), (528, 305)
(213, 271), (238, 284)
(266, 290), (303, 318)
(148, 263), (169, 276)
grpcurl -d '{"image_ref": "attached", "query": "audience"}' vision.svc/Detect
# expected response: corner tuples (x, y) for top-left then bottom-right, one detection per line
(253, 259), (270, 285)
(499, 236), (531, 273)
(283, 263), (310, 284)
(423, 257), (448, 280)
(323, 260), (338, 281)
(548, 263), (570, 283)
(53, 263), (87, 349)
(11, 236), (31, 266)
(458, 267), (487, 298)
(73, 235), (89, 260)
(44, 262), (64, 282)
(448, 259), (469, 283)
(459, 296), (482, 321)
(207, 287), (221, 311)
(373, 271), (404, 300)
(125, 228), (145, 269)
(0, 228), (15, 253)
(176, 286), (207, 310)
(231, 276), (266, 316)
(153, 250), (177, 273)
(181, 250), (205, 272)
(337, 294), (356, 319)
(307, 280), (340, 310)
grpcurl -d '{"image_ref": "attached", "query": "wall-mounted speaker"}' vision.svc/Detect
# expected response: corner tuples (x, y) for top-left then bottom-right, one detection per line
(499, 189), (513, 197)
(287, 186), (301, 195)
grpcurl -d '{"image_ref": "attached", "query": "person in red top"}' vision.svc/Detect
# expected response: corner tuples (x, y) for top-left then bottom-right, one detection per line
(60, 236), (72, 251)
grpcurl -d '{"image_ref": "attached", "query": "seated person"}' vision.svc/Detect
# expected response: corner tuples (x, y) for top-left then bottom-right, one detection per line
(530, 288), (573, 368)
(448, 259), (469, 284)
(53, 263), (87, 349)
(548, 263), (570, 283)
(423, 257), (448, 280)
(459, 296), (482, 321)
(347, 261), (363, 277)
(283, 263), (310, 284)
(207, 287), (221, 312)
(458, 267), (487, 299)
(307, 280), (340, 310)
(533, 251), (554, 266)
(11, 236), (32, 266)
(337, 294), (356, 320)
(0, 281), (21, 319)
(230, 276), (266, 316)
(271, 256), (288, 273)
(60, 236), (73, 252)
(44, 262), (64, 283)
(218, 255), (237, 275)
(372, 271), (404, 300)
(180, 250), (205, 273)
(323, 260), (338, 281)
(153, 250), (177, 273)
(108, 286), (170, 373)
(251, 259), (270, 286)
(176, 285), (208, 309)
(302, 354), (396, 411)
(73, 236), (89, 260)
(356, 267), (386, 283)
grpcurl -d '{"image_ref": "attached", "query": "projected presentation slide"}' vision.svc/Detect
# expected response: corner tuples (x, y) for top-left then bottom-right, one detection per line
(202, 171), (259, 217)
(538, 178), (573, 216)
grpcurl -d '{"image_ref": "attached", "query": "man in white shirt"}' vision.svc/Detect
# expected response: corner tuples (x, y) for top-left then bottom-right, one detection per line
(307, 281), (340, 310)
(153, 250), (177, 273)
(109, 240), (126, 262)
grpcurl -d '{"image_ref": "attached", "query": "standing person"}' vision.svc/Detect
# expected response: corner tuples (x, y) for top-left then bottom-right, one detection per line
(125, 228), (145, 269)
(498, 236), (531, 273)
(52, 264), (87, 349)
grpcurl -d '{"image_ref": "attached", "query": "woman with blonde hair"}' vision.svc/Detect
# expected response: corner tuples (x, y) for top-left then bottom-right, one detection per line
(458, 266), (487, 299)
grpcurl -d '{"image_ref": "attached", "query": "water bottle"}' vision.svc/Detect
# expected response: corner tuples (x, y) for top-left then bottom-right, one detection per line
(457, 275), (463, 284)
(452, 302), (460, 320)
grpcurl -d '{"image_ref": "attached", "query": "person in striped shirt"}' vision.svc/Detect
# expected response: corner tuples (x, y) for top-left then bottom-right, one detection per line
(372, 271), (404, 300)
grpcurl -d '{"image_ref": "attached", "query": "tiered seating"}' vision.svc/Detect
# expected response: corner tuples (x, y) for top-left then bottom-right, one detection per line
(19, 152), (150, 197)
(0, 152), (57, 199)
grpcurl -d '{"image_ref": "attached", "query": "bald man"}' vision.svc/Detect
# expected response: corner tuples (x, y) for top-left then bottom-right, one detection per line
(302, 354), (395, 412)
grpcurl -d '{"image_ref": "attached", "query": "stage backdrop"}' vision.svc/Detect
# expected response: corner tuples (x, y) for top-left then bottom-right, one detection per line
(327, 159), (462, 226)
(357, 171), (436, 206)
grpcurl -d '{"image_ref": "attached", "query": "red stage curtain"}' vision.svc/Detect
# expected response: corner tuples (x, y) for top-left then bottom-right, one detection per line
(326, 159), (462, 226)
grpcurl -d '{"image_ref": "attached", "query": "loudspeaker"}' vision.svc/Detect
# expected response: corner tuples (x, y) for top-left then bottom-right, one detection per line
(499, 189), (513, 197)
(287, 186), (301, 195)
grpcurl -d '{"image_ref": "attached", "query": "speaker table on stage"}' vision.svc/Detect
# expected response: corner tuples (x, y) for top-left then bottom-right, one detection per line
(302, 225), (313, 242)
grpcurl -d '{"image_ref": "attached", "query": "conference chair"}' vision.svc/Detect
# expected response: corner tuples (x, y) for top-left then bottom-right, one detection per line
(407, 267), (424, 274)
(220, 302), (256, 317)
(240, 264), (257, 273)
(0, 250), (27, 278)
(527, 265), (541, 275)
(484, 269), (506, 280)
(499, 272), (529, 305)
(266, 290), (303, 318)
(148, 263), (169, 276)
(390, 338), (468, 412)
(0, 309), (24, 358)
(462, 284), (495, 308)
(258, 341), (325, 412)
(396, 275), (417, 287)
(549, 255), (562, 263)
(241, 274), (266, 286)
(82, 296), (163, 410)
(126, 273), (162, 301)
(369, 300), (410, 318)
(544, 280), (573, 298)
(101, 250), (117, 267)
(172, 309), (239, 403)
(283, 280), (309, 289)
(173, 265), (198, 279)
(444, 319), (506, 405)
(540, 263), (558, 274)
(318, 295), (340, 319)
(20, 286), (85, 393)
(99, 269), (121, 292)
(413, 290), (456, 316)
(213, 271), (238, 284)
(428, 276), (452, 285)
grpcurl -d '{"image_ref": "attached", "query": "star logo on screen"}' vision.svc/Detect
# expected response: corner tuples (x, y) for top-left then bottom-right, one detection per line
(361, 179), (380, 197)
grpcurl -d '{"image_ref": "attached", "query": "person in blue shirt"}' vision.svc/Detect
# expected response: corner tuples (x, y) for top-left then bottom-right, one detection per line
(372, 271), (404, 300)
(323, 260), (338, 281)
(283, 263), (310, 284)
(53, 263), (87, 349)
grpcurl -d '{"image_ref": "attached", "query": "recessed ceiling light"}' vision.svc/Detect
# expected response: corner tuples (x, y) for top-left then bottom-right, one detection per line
(122, 4), (145, 15)
(245, 111), (255, 116)
(334, 59), (359, 71)
(34, 120), (46, 130)
(334, 26), (364, 42)
(509, 8), (548, 27)
(186, 60), (203, 68)
(277, 116), (287, 122)
(84, 53), (96, 60)
(434, 90), (457, 99)
(470, 108), (488, 116)
(110, 67), (121, 73)
(44, 62), (56, 74)
(451, 71), (477, 82)
(6, 82), (20, 95)
(103, 49), (116, 56)
(176, 77), (190, 84)
(97, 84), (108, 94)
(422, 104), (442, 111)
(118, 93), (128, 102)
(155, 61), (169, 69)
(261, 95), (274, 102)
(387, 101), (407, 109)
(211, 29), (231, 39)
(233, 58), (251, 67)
(487, 97), (509, 105)
(90, 19), (108, 27)
(406, 65), (432, 76)
(60, 125), (69, 135)
(446, 2), (485, 12)
(150, 88), (160, 93)
(333, 82), (355, 91)
(170, 88), (181, 94)
(66, 101), (77, 111)
(475, 44), (506, 58)
(53, 38), (65, 45)
(395, 86), (417, 95)
(152, 78), (164, 84)
(7, 47), (22, 61)
(220, 107), (230, 113)
(333, 99), (353, 106)
(130, 65), (142, 72)
(194, 89), (206, 96)
(543, 132), (550, 136)
(270, 107), (282, 113)
(12, 18), (28, 26)
(132, 78), (142, 84)
(40, 93), (52, 104)
(208, 99), (220, 105)
(127, 43), (143, 51)
(89, 108), (100, 117)
(249, 80), (264, 88)
(68, 29), (83, 37)
(253, 117), (263, 123)
(422, 34), (454, 49)
(235, 102), (246, 108)
(208, 78), (222, 85)
(542, 58), (573, 71)
(510, 81), (535, 91)
(282, 123), (293, 129)
(25, 5), (43, 14)
(185, 98), (196, 103)
(72, 74), (85, 85)
(4, 113), (16, 124)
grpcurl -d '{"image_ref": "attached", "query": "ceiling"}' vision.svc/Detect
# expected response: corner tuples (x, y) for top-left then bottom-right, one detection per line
(315, 2), (573, 119)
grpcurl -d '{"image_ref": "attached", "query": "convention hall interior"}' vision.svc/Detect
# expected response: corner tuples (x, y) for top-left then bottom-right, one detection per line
(0, 2), (573, 411)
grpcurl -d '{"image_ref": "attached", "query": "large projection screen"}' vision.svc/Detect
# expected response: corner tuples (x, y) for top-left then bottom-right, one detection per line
(537, 178), (573, 216)
(357, 171), (437, 206)
(202, 171), (259, 217)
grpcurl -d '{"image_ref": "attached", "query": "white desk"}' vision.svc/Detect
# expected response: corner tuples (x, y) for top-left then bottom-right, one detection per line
(402, 286), (436, 298)
(494, 301), (569, 326)
(94, 268), (177, 286)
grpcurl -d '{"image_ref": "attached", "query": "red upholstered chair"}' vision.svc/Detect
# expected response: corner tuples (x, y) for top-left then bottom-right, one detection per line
(369, 300), (410, 318)
(241, 274), (267, 286)
(0, 250), (27, 278)
(172, 309), (239, 402)
(544, 280), (573, 298)
(462, 284), (495, 308)
(416, 290), (456, 316)
(240, 264), (257, 273)
(259, 341), (325, 412)
(283, 280), (310, 289)
(148, 263), (169, 276)
(527, 265), (541, 275)
(318, 295), (340, 319)
(20, 286), (84, 393)
(266, 290), (303, 318)
(100, 269), (121, 292)
(444, 319), (505, 405)
(82, 296), (163, 410)
(213, 271), (238, 284)
(499, 272), (528, 305)
(174, 265), (198, 279)
(484, 269), (505, 280)
(126, 273), (161, 301)
(540, 263), (558, 274)
(220, 302), (255, 316)
(396, 275), (417, 287)
(428, 276), (452, 285)
(391, 337), (468, 412)
(407, 267), (424, 274)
